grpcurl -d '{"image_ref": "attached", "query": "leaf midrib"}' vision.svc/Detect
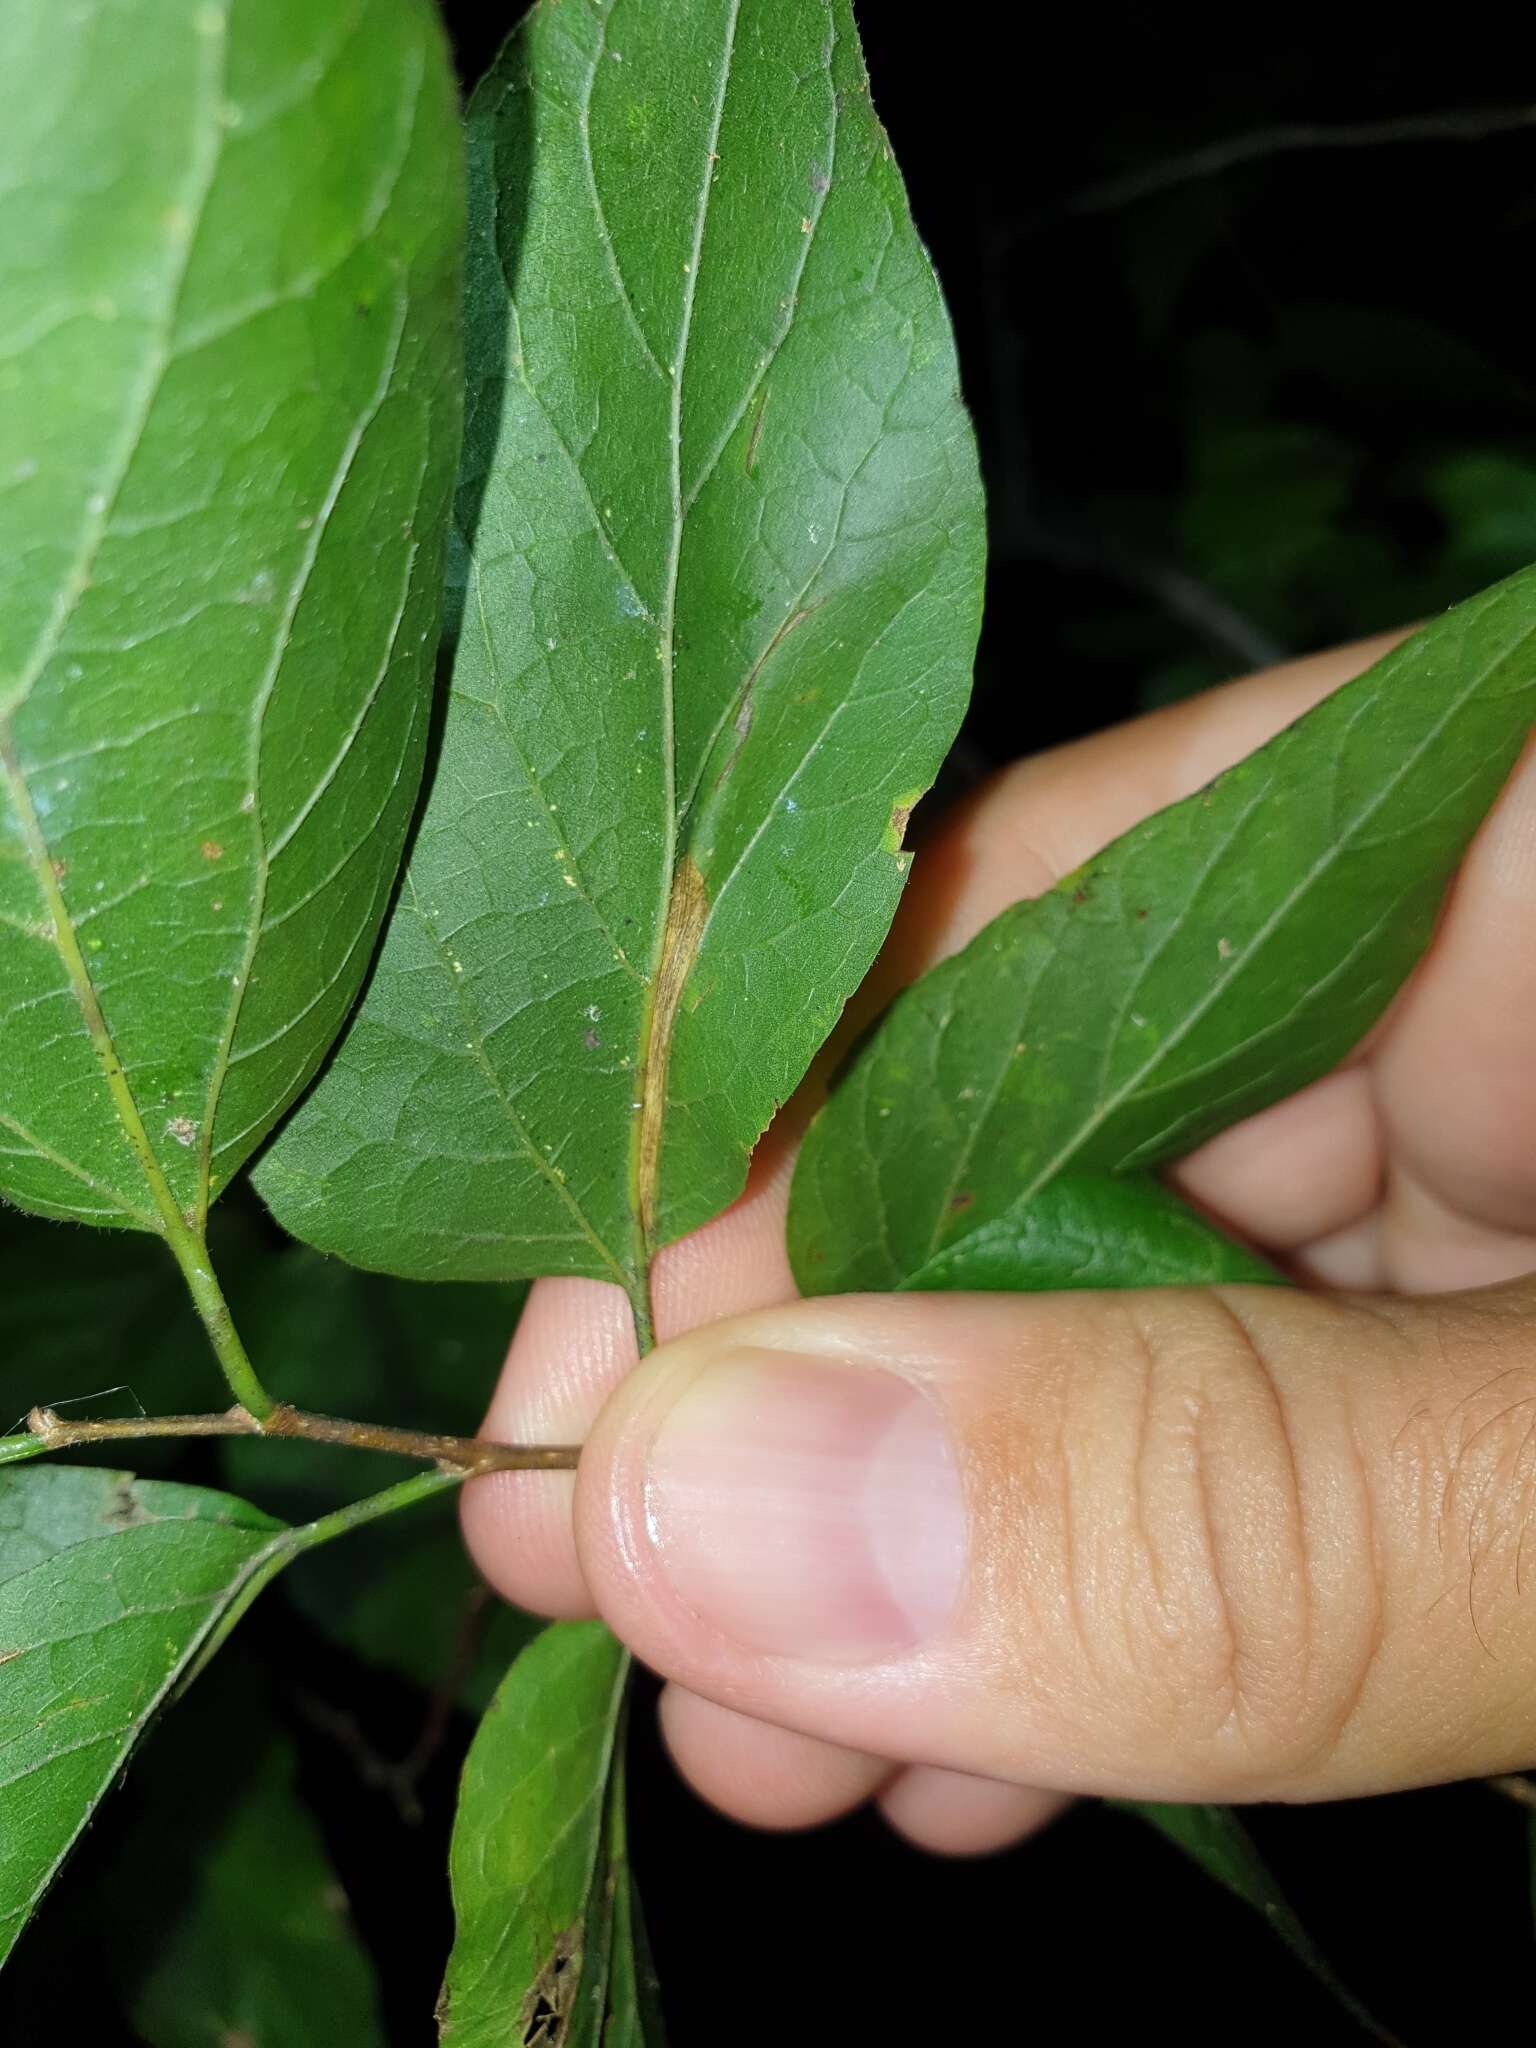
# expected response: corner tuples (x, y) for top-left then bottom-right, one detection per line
(624, 0), (742, 1297)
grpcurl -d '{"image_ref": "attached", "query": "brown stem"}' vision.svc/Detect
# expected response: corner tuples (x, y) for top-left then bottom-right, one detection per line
(24, 1402), (580, 1475)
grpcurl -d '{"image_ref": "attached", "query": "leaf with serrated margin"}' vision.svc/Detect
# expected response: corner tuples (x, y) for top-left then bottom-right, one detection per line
(0, 0), (462, 1239)
(789, 574), (1536, 1294)
(0, 1464), (293, 1967)
(257, 0), (984, 1297)
(439, 1621), (661, 2048)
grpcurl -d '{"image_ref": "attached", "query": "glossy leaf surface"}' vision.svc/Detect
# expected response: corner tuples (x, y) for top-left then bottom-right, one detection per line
(0, 0), (463, 1235)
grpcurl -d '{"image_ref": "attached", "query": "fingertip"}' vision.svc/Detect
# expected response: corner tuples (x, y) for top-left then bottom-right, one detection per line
(465, 1272), (640, 1617)
(878, 1768), (1071, 1857)
(658, 1685), (893, 1831)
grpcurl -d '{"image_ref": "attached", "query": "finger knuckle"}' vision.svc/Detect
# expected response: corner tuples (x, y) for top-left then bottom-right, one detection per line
(1094, 1293), (1383, 1795)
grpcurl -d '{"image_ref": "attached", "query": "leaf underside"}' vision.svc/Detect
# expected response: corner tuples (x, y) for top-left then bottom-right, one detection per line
(0, 1464), (290, 1967)
(789, 572), (1536, 1295)
(257, 0), (986, 1294)
(884, 1170), (1279, 1294)
(0, 0), (462, 1237)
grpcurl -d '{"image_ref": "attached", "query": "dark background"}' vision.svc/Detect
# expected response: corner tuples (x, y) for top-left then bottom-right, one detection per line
(6, 8), (1536, 2044)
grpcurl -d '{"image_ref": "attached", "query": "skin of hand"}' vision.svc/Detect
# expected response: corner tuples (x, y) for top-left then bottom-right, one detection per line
(462, 631), (1536, 1857)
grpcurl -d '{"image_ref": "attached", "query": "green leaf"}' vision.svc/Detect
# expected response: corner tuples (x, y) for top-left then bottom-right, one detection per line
(877, 1171), (1280, 1294)
(0, 1464), (285, 1966)
(257, 0), (985, 1296)
(0, 0), (463, 1239)
(112, 1668), (386, 2048)
(789, 574), (1536, 1293)
(0, 1459), (454, 1970)
(440, 1622), (661, 2047)
(1116, 1802), (1402, 2046)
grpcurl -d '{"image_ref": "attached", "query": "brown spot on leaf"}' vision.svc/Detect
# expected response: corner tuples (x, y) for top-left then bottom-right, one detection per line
(165, 1115), (198, 1148)
(200, 840), (224, 862)
(1071, 887), (1088, 906)
(636, 859), (710, 1245)
(949, 1190), (974, 1212)
(518, 1922), (583, 2044)
(103, 1477), (148, 1528)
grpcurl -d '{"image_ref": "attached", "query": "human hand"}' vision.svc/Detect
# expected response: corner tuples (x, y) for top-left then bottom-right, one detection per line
(463, 630), (1536, 1854)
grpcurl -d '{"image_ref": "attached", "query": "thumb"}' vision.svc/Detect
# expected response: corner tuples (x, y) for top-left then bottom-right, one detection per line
(571, 1281), (1536, 1803)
